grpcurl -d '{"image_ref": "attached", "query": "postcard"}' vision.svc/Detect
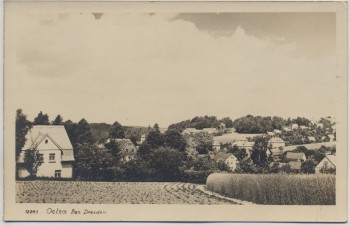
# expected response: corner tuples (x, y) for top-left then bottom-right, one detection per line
(3, 0), (348, 222)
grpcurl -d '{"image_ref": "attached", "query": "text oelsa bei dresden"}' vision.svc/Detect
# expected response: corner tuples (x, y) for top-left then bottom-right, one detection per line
(42, 208), (106, 215)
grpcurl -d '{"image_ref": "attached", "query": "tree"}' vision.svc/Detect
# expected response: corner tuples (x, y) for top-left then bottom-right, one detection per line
(301, 159), (316, 174)
(52, 115), (64, 125)
(251, 136), (269, 167)
(192, 131), (214, 154)
(292, 117), (311, 127)
(145, 129), (164, 149)
(319, 163), (336, 174)
(23, 148), (44, 178)
(109, 121), (125, 139)
(190, 156), (217, 171)
(216, 160), (230, 172)
(16, 109), (32, 159)
(64, 120), (78, 149)
(280, 164), (292, 174)
(137, 142), (153, 159)
(163, 130), (187, 152)
(33, 111), (50, 125)
(234, 158), (258, 174)
(227, 145), (248, 161)
(75, 118), (94, 145)
(104, 139), (122, 160)
(75, 144), (115, 180)
(219, 117), (234, 128)
(149, 147), (186, 181)
(153, 123), (160, 132)
(268, 162), (281, 173)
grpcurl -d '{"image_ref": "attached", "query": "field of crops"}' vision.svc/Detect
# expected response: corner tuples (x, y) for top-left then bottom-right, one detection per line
(16, 181), (237, 204)
(206, 173), (335, 205)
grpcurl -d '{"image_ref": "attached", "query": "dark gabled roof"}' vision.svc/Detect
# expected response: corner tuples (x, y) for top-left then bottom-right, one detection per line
(211, 151), (232, 161)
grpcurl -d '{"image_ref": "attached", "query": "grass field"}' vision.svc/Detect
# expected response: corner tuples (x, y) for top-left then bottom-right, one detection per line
(206, 173), (335, 205)
(16, 181), (237, 204)
(214, 132), (262, 143)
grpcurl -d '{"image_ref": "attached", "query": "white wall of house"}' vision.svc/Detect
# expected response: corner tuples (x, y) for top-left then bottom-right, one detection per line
(18, 137), (74, 178)
(225, 156), (238, 171)
(268, 142), (286, 149)
(61, 162), (74, 178)
(315, 158), (335, 173)
(36, 149), (63, 178)
(18, 166), (30, 178)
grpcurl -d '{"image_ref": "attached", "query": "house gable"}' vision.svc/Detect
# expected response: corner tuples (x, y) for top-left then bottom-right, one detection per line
(35, 135), (63, 152)
(17, 125), (74, 178)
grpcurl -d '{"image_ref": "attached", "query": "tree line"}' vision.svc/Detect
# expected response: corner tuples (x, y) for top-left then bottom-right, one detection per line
(168, 115), (234, 131)
(16, 110), (335, 182)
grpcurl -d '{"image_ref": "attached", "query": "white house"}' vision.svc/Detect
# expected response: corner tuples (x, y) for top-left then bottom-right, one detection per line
(181, 128), (201, 135)
(224, 155), (238, 172)
(137, 134), (147, 146)
(315, 155), (336, 173)
(267, 137), (286, 149)
(316, 123), (324, 128)
(211, 151), (238, 172)
(203, 128), (218, 134)
(17, 125), (75, 178)
(212, 141), (221, 151)
(232, 140), (254, 157)
(273, 129), (282, 134)
(282, 127), (292, 132)
(307, 136), (316, 143)
(291, 124), (299, 130)
(140, 134), (146, 143)
(285, 152), (306, 161)
(266, 148), (284, 161)
(106, 138), (138, 162)
(328, 134), (335, 141)
(116, 138), (138, 162)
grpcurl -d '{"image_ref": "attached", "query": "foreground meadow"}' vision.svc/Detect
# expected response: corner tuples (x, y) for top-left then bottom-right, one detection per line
(206, 173), (335, 205)
(16, 181), (237, 204)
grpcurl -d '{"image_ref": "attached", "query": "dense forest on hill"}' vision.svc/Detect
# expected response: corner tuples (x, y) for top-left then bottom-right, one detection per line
(168, 116), (234, 131)
(90, 123), (151, 144)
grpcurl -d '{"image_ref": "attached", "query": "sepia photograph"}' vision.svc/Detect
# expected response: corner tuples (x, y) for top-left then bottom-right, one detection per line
(3, 0), (348, 222)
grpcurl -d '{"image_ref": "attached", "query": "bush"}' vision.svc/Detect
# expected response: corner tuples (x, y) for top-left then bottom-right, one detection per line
(206, 173), (335, 205)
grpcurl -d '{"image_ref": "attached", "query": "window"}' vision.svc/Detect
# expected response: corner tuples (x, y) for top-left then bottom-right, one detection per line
(49, 153), (55, 162)
(45, 139), (48, 144)
(55, 170), (61, 178)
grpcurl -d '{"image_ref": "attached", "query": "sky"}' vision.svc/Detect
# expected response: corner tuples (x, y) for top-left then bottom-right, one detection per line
(9, 12), (337, 127)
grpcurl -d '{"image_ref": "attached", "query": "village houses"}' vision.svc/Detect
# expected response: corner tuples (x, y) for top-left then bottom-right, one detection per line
(285, 152), (306, 162)
(212, 141), (221, 151)
(232, 138), (254, 157)
(266, 137), (286, 161)
(210, 151), (238, 172)
(267, 137), (286, 149)
(17, 125), (75, 178)
(106, 138), (138, 162)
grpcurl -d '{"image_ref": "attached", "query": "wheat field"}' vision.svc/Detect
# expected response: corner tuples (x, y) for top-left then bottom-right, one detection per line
(206, 173), (335, 205)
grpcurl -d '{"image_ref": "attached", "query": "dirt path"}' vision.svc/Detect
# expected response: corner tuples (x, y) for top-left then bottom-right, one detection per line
(16, 181), (238, 204)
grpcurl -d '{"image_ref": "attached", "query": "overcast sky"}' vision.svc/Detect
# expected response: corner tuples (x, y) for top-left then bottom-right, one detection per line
(10, 13), (337, 127)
